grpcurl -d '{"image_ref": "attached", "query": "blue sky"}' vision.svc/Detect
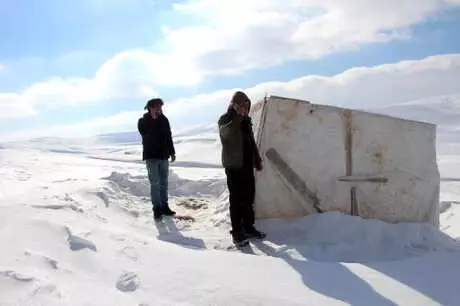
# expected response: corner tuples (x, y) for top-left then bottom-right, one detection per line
(1, 0), (460, 139)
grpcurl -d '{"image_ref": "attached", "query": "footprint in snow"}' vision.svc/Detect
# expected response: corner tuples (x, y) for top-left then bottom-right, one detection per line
(24, 250), (59, 270)
(95, 190), (110, 207)
(32, 204), (84, 213)
(0, 270), (35, 283)
(116, 272), (140, 292)
(120, 246), (138, 261)
(65, 227), (97, 252)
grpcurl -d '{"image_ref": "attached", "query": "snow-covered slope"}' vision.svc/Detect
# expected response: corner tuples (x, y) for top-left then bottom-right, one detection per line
(368, 94), (460, 126)
(368, 93), (460, 148)
(1, 108), (460, 305)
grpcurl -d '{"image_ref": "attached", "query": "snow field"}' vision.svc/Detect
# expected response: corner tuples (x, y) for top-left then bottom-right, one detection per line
(1, 126), (460, 305)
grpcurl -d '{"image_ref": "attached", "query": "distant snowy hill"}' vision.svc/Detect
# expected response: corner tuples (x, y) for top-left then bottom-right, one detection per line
(367, 93), (460, 145)
(94, 123), (218, 146)
(97, 131), (141, 144)
(368, 94), (460, 125)
(94, 93), (460, 147)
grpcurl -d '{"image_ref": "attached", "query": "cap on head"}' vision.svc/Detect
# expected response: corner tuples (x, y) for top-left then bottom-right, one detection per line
(144, 98), (164, 110)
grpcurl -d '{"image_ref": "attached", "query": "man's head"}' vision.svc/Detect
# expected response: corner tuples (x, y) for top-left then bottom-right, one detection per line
(229, 91), (251, 116)
(144, 98), (164, 117)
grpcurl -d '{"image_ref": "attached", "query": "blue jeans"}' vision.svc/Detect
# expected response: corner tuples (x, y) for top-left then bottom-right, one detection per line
(146, 159), (169, 211)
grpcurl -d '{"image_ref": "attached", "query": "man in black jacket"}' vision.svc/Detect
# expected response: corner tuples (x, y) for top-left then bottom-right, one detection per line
(138, 98), (176, 220)
(218, 91), (266, 246)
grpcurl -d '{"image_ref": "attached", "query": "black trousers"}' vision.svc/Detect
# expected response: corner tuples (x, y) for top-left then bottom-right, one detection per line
(225, 167), (256, 234)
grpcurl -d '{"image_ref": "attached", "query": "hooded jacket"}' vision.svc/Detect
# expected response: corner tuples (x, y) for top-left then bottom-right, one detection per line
(218, 105), (262, 169)
(138, 112), (175, 160)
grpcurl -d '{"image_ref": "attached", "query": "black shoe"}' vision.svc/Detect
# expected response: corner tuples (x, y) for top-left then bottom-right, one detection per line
(245, 228), (266, 239)
(230, 230), (249, 247)
(162, 206), (176, 216)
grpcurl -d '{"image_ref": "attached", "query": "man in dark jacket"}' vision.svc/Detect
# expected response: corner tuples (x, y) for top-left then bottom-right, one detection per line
(218, 91), (266, 246)
(138, 98), (176, 220)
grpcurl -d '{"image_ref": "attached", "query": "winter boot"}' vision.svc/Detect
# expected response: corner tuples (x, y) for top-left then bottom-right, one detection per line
(162, 205), (176, 216)
(245, 227), (266, 239)
(230, 230), (249, 247)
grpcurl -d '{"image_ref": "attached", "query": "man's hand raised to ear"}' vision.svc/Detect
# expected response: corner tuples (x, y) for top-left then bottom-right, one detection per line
(232, 101), (249, 117)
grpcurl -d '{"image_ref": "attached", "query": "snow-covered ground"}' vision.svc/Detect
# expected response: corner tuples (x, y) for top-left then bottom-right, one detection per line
(1, 118), (460, 305)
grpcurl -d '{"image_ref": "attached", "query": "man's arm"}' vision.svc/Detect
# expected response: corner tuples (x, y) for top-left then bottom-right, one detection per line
(165, 117), (176, 158)
(138, 118), (146, 137)
(247, 118), (263, 170)
(254, 144), (263, 170)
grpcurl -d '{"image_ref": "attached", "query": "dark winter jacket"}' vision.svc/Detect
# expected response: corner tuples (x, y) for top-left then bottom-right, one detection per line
(138, 112), (175, 160)
(218, 108), (262, 169)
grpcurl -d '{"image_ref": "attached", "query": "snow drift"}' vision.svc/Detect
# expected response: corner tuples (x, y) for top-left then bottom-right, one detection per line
(1, 123), (460, 305)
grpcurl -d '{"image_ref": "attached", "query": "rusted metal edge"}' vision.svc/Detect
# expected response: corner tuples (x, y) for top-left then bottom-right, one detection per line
(350, 187), (358, 216)
(337, 176), (389, 183)
(343, 110), (360, 216)
(344, 110), (353, 177)
(265, 148), (323, 213)
(256, 96), (270, 149)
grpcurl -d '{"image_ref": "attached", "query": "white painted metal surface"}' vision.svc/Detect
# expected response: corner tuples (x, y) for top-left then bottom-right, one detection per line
(250, 96), (440, 227)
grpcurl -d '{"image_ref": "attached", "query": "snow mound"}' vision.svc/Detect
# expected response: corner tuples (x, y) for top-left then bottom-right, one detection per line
(104, 172), (151, 198)
(104, 170), (226, 199)
(208, 190), (231, 228)
(95, 171), (229, 231)
(440, 200), (460, 240)
(257, 212), (460, 263)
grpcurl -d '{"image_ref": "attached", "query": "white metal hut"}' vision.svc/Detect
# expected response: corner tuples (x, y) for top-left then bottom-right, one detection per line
(249, 95), (440, 227)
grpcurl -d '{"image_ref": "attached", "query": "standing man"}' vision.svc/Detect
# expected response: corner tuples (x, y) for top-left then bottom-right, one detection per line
(138, 98), (176, 221)
(218, 91), (266, 246)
